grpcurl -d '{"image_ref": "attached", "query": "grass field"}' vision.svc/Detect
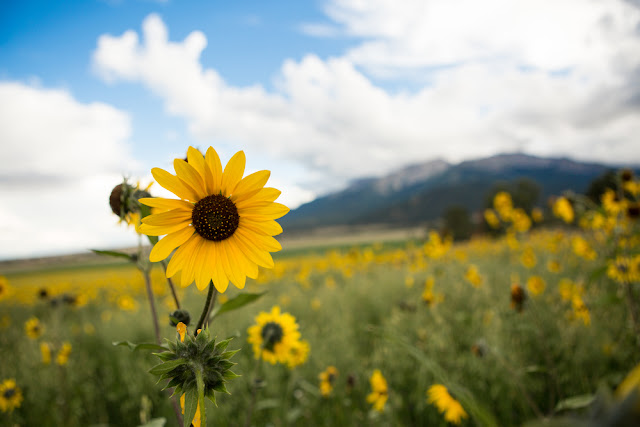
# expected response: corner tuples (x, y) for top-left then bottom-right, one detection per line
(1, 210), (639, 427)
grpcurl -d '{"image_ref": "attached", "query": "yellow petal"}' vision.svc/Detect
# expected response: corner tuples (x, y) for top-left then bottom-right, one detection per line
(139, 220), (191, 236)
(166, 234), (200, 279)
(211, 243), (229, 293)
(221, 151), (246, 196)
(205, 147), (223, 193)
(149, 226), (195, 262)
(235, 187), (281, 207)
(224, 243), (247, 289)
(235, 228), (281, 252)
(139, 197), (193, 211)
(240, 203), (290, 221)
(231, 170), (270, 200)
(217, 243), (240, 289)
(142, 209), (192, 226)
(152, 167), (199, 202)
(181, 237), (205, 289)
(229, 233), (274, 268)
(174, 159), (206, 199)
(196, 241), (215, 291)
(186, 146), (206, 178)
(238, 218), (283, 236)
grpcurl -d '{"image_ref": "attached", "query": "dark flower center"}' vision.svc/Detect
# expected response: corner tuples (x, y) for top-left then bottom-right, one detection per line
(617, 263), (629, 273)
(261, 322), (284, 351)
(191, 195), (240, 241)
(3, 388), (15, 399)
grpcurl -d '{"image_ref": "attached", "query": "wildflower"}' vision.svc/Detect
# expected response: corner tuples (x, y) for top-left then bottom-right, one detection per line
(247, 306), (302, 365)
(109, 179), (152, 229)
(572, 295), (591, 326)
(169, 309), (191, 327)
(510, 284), (527, 312)
(139, 147), (289, 293)
(526, 276), (546, 296)
(427, 384), (468, 425)
(0, 379), (23, 413)
(366, 369), (388, 412)
(547, 260), (562, 273)
(319, 366), (339, 397)
(424, 231), (452, 259)
(464, 265), (483, 288)
(493, 192), (513, 221)
(572, 236), (597, 260)
(41, 342), (52, 365)
(311, 298), (322, 311)
(553, 197), (574, 223)
(25, 316), (43, 339)
(531, 207), (544, 222)
(520, 248), (537, 269)
(607, 256), (640, 283)
(511, 208), (532, 233)
(286, 339), (310, 369)
(56, 342), (72, 365)
(117, 295), (138, 311)
(484, 209), (500, 229)
(0, 276), (9, 300)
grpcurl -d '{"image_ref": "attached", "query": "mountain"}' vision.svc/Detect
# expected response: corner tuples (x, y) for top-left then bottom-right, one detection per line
(281, 153), (624, 231)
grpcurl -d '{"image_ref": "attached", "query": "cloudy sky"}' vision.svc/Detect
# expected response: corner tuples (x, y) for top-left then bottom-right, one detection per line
(1, 0), (639, 259)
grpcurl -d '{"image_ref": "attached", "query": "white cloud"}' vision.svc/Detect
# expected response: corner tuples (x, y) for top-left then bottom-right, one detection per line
(0, 82), (141, 259)
(92, 6), (640, 197)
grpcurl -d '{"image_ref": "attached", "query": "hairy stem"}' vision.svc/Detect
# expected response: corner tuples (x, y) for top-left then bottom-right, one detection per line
(195, 283), (217, 333)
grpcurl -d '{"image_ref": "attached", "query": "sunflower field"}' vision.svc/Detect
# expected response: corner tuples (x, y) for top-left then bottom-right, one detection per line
(1, 149), (640, 427)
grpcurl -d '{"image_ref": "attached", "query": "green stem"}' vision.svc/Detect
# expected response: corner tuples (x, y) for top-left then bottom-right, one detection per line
(195, 283), (217, 333)
(161, 260), (182, 309)
(245, 352), (264, 427)
(142, 270), (161, 345)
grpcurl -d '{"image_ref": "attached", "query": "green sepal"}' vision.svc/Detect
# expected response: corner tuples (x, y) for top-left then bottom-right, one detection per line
(220, 349), (240, 359)
(223, 370), (240, 380)
(196, 328), (209, 347)
(113, 341), (168, 352)
(212, 382), (230, 394)
(149, 358), (188, 375)
(163, 377), (183, 391)
(153, 352), (175, 362)
(205, 389), (217, 406)
(169, 385), (183, 399)
(182, 388), (198, 427)
(214, 338), (232, 353)
(218, 360), (235, 370)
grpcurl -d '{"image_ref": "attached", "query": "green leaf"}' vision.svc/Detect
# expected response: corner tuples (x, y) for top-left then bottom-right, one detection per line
(137, 418), (166, 427)
(183, 388), (198, 427)
(211, 292), (266, 319)
(256, 398), (280, 411)
(554, 394), (595, 412)
(149, 358), (187, 375)
(92, 249), (134, 261)
(113, 341), (168, 352)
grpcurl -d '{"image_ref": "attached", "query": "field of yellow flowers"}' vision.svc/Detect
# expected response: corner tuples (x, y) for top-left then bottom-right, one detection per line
(1, 162), (640, 426)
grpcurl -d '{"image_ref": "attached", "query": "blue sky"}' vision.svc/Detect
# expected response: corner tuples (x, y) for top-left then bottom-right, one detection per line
(1, 0), (639, 259)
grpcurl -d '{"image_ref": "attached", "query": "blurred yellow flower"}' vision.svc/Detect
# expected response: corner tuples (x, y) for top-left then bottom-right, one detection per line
(247, 306), (302, 365)
(526, 276), (546, 296)
(464, 265), (483, 288)
(319, 366), (339, 397)
(56, 342), (72, 365)
(427, 384), (468, 425)
(25, 316), (43, 339)
(553, 197), (574, 223)
(484, 209), (500, 229)
(520, 248), (537, 269)
(40, 342), (51, 365)
(0, 379), (23, 413)
(366, 369), (388, 412)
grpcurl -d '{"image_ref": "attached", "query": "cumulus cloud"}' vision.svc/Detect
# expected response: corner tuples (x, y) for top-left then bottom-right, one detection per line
(0, 82), (140, 259)
(93, 5), (640, 195)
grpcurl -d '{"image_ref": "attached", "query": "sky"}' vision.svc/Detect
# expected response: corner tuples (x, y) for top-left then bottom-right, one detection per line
(1, 0), (639, 260)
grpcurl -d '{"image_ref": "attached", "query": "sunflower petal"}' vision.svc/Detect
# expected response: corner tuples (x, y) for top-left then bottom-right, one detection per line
(181, 237), (205, 289)
(232, 170), (270, 200)
(139, 220), (191, 236)
(205, 147), (223, 193)
(166, 234), (200, 279)
(230, 233), (274, 269)
(141, 209), (192, 226)
(149, 226), (195, 262)
(139, 197), (193, 211)
(236, 229), (282, 252)
(238, 218), (283, 236)
(224, 243), (247, 289)
(186, 146), (206, 178)
(239, 203), (290, 221)
(196, 241), (215, 291)
(221, 151), (246, 196)
(235, 188), (282, 208)
(174, 159), (206, 199)
(211, 242), (229, 293)
(152, 167), (199, 202)
(218, 243), (240, 289)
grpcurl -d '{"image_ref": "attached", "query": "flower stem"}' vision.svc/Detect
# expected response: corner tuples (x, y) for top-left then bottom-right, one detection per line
(195, 368), (207, 427)
(161, 260), (181, 309)
(195, 282), (217, 333)
(142, 271), (161, 345)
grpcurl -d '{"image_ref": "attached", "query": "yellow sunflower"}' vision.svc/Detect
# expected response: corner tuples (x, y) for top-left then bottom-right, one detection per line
(366, 369), (389, 412)
(0, 276), (9, 300)
(25, 316), (43, 339)
(0, 379), (23, 413)
(427, 384), (468, 425)
(319, 366), (339, 397)
(247, 305), (301, 365)
(139, 147), (289, 293)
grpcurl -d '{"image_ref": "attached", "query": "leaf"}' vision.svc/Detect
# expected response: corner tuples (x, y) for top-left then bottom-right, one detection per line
(211, 292), (266, 319)
(113, 341), (168, 352)
(256, 398), (280, 411)
(149, 358), (187, 375)
(183, 388), (198, 427)
(137, 418), (166, 427)
(91, 249), (134, 261)
(554, 394), (595, 412)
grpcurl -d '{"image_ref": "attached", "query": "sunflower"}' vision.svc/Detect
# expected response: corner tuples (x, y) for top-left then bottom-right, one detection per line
(247, 306), (301, 365)
(139, 147), (289, 293)
(56, 342), (72, 366)
(286, 339), (310, 369)
(0, 276), (9, 300)
(366, 369), (389, 413)
(0, 379), (23, 413)
(427, 384), (468, 425)
(319, 366), (339, 397)
(25, 316), (43, 339)
(41, 342), (52, 365)
(526, 276), (546, 297)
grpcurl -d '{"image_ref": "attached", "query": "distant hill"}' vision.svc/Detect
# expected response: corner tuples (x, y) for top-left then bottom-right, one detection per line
(281, 153), (628, 231)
